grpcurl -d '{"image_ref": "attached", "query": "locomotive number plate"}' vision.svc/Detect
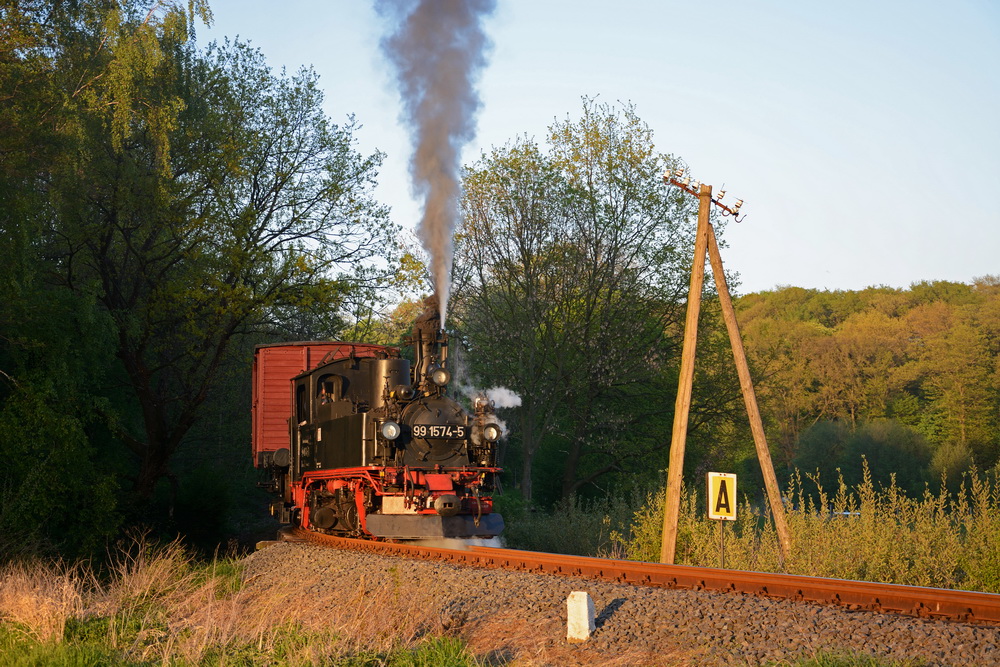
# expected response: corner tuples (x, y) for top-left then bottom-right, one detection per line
(412, 424), (467, 439)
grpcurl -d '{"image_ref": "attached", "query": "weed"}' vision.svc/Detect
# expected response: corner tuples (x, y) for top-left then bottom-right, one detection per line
(776, 650), (927, 666)
(612, 463), (1000, 591)
(0, 560), (85, 644)
(0, 640), (124, 667)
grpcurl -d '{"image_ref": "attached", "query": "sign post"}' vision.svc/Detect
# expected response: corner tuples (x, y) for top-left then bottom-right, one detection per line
(707, 472), (736, 568)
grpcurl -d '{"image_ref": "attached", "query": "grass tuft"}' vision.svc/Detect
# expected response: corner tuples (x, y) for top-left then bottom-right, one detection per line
(0, 559), (85, 645)
(777, 650), (928, 666)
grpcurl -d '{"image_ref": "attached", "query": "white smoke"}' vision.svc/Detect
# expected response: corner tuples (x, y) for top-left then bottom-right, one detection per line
(446, 340), (520, 439)
(376, 0), (497, 327)
(454, 384), (521, 442)
(483, 386), (522, 409)
(454, 383), (522, 411)
(411, 536), (505, 550)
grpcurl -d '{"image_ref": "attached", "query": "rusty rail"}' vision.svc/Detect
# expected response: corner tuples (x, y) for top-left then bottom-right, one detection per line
(283, 528), (1000, 625)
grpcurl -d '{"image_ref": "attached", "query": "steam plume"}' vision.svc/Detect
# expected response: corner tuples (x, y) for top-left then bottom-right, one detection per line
(376, 0), (496, 326)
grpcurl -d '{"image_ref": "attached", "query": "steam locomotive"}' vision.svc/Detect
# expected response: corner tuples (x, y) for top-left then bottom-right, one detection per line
(252, 301), (504, 539)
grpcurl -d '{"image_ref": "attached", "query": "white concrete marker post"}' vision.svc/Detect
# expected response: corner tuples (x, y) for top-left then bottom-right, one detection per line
(566, 591), (595, 642)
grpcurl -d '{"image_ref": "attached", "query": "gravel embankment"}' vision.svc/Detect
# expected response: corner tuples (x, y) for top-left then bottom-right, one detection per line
(243, 542), (1000, 665)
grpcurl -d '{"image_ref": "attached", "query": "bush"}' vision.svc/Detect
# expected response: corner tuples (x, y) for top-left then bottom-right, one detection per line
(793, 420), (933, 497)
(0, 382), (120, 558)
(494, 491), (639, 557)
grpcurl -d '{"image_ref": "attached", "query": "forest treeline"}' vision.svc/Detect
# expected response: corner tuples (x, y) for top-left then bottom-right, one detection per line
(2, 1), (997, 560)
(737, 280), (1000, 495)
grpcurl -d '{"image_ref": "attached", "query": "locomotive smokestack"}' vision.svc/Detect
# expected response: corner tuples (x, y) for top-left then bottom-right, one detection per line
(376, 0), (496, 327)
(411, 295), (446, 388)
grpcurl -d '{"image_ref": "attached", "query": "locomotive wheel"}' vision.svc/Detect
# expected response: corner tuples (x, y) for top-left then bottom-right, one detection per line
(334, 494), (360, 535)
(313, 506), (338, 530)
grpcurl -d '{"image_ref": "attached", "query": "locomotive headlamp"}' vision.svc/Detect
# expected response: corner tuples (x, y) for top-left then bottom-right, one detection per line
(380, 420), (401, 440)
(429, 366), (451, 387)
(483, 423), (502, 442)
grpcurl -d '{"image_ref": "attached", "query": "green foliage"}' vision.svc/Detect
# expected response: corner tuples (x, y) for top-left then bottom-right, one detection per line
(494, 491), (638, 557)
(0, 0), (400, 557)
(62, 617), (111, 646)
(0, 639), (125, 667)
(194, 622), (323, 666)
(0, 624), (29, 656)
(0, 630), (482, 667)
(740, 280), (1000, 491)
(793, 421), (932, 497)
(345, 637), (482, 667)
(0, 380), (120, 558)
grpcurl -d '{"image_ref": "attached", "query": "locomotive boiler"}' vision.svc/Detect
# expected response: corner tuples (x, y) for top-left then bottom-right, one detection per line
(252, 302), (504, 539)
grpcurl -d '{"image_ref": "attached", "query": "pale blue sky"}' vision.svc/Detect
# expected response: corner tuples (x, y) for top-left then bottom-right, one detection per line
(201, 1), (999, 294)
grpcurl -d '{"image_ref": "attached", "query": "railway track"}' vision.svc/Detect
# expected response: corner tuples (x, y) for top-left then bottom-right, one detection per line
(283, 527), (1000, 626)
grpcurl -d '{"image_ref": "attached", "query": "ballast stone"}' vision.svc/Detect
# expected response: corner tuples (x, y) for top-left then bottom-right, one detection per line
(567, 591), (595, 642)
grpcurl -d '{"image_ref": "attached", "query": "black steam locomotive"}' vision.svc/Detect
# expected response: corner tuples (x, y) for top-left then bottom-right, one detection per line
(252, 301), (504, 539)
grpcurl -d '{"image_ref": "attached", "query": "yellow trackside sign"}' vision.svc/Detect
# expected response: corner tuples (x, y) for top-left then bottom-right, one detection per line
(707, 472), (737, 521)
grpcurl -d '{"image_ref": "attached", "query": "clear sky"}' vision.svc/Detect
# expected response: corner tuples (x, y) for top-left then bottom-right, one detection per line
(200, 0), (999, 295)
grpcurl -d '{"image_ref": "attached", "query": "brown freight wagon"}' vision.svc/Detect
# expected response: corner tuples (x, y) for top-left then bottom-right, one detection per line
(251, 342), (391, 467)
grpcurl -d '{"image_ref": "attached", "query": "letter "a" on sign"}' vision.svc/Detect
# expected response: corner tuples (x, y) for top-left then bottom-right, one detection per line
(707, 472), (737, 521)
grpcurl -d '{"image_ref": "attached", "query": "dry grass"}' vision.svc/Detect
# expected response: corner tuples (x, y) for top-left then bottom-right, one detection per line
(0, 534), (467, 665)
(0, 559), (85, 644)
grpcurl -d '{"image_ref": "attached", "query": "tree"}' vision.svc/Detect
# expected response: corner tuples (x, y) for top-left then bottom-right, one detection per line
(453, 138), (571, 503)
(25, 2), (396, 504)
(0, 0), (140, 553)
(793, 420), (932, 496)
(454, 100), (703, 502)
(739, 315), (824, 467)
(809, 310), (911, 425)
(918, 317), (995, 464)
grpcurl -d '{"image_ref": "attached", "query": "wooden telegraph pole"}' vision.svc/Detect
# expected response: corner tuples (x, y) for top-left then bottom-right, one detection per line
(659, 183), (712, 564)
(659, 172), (791, 565)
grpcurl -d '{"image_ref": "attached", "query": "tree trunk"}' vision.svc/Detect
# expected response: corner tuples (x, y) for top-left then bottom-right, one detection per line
(133, 449), (168, 501)
(561, 389), (596, 499)
(520, 452), (534, 505)
(519, 407), (537, 503)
